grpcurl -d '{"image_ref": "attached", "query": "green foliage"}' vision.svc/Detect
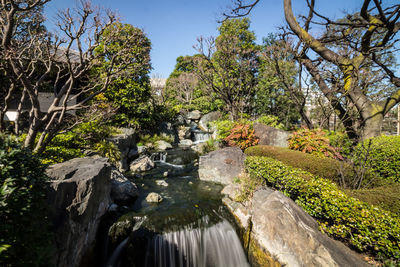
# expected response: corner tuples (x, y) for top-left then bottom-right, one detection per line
(346, 182), (400, 216)
(139, 133), (174, 146)
(212, 120), (238, 141)
(327, 131), (353, 157)
(245, 156), (400, 262)
(245, 145), (353, 184)
(0, 134), (53, 266)
(224, 124), (259, 150)
(94, 140), (121, 165)
(288, 128), (343, 160)
(255, 34), (301, 127)
(255, 115), (285, 130)
(355, 136), (400, 183)
(40, 121), (121, 165)
(96, 22), (153, 128)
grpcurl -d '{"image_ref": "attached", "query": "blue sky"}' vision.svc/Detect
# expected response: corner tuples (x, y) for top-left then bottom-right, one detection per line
(44, 0), (395, 78)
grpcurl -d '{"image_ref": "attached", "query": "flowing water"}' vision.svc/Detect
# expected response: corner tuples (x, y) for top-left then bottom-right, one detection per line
(107, 147), (250, 267)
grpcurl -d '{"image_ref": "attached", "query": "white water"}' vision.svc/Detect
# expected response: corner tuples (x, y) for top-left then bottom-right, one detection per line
(145, 219), (250, 267)
(192, 130), (212, 144)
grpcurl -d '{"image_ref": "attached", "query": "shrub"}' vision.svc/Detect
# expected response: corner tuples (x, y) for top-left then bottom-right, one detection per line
(94, 140), (121, 165)
(224, 124), (259, 150)
(355, 136), (400, 183)
(288, 128), (343, 160)
(139, 133), (174, 145)
(211, 120), (237, 141)
(255, 115), (285, 130)
(245, 155), (400, 262)
(327, 131), (353, 157)
(0, 134), (53, 266)
(245, 145), (353, 183)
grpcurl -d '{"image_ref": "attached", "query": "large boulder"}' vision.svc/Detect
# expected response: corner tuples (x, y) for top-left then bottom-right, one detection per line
(110, 168), (139, 205)
(129, 155), (155, 173)
(198, 111), (221, 131)
(199, 147), (246, 184)
(186, 110), (202, 120)
(46, 157), (112, 267)
(107, 128), (136, 171)
(225, 188), (368, 267)
(253, 123), (290, 148)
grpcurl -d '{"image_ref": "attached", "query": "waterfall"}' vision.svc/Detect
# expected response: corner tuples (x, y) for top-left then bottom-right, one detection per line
(106, 217), (147, 267)
(144, 218), (250, 267)
(150, 152), (167, 162)
(192, 130), (212, 144)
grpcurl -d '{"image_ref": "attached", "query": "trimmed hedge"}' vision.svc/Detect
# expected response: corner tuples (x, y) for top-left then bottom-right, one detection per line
(357, 136), (400, 183)
(245, 145), (353, 183)
(245, 156), (400, 261)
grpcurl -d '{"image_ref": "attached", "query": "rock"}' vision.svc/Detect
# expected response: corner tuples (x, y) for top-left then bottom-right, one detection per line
(146, 192), (163, 203)
(199, 147), (246, 185)
(186, 110), (201, 120)
(253, 123), (290, 148)
(137, 145), (147, 154)
(129, 155), (155, 173)
(199, 111), (221, 131)
(155, 180), (168, 187)
(46, 157), (112, 267)
(110, 168), (139, 205)
(108, 203), (119, 212)
(176, 114), (187, 125)
(155, 140), (173, 151)
(179, 139), (193, 146)
(163, 171), (169, 177)
(221, 183), (242, 200)
(178, 126), (191, 140)
(248, 188), (368, 267)
(158, 122), (178, 143)
(107, 128), (136, 172)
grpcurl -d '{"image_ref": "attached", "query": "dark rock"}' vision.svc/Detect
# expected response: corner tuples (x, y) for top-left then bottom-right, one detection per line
(199, 111), (221, 131)
(110, 168), (139, 205)
(199, 147), (246, 184)
(107, 128), (136, 171)
(253, 123), (290, 148)
(46, 157), (112, 267)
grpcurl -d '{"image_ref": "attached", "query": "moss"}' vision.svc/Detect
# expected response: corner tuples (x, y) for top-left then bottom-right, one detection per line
(245, 145), (353, 183)
(346, 182), (400, 216)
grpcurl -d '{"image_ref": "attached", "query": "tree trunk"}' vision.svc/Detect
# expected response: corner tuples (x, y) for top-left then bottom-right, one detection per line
(361, 113), (383, 141)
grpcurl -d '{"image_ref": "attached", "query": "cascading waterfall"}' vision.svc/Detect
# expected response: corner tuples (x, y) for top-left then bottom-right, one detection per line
(144, 217), (249, 267)
(191, 130), (212, 144)
(150, 152), (167, 162)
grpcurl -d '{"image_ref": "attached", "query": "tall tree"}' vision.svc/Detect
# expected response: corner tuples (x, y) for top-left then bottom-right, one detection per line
(98, 22), (152, 129)
(194, 18), (259, 119)
(227, 0), (400, 141)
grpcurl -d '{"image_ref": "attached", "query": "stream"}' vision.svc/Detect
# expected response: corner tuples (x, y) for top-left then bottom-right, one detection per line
(106, 146), (250, 267)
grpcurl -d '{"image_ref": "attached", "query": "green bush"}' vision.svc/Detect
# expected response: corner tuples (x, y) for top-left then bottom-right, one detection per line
(356, 136), (400, 183)
(288, 128), (343, 160)
(139, 133), (174, 145)
(40, 120), (121, 165)
(245, 145), (353, 184)
(245, 155), (400, 262)
(255, 115), (284, 130)
(327, 131), (352, 157)
(0, 134), (53, 266)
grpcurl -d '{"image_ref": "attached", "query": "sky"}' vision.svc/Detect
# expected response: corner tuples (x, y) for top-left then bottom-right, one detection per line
(43, 0), (397, 78)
